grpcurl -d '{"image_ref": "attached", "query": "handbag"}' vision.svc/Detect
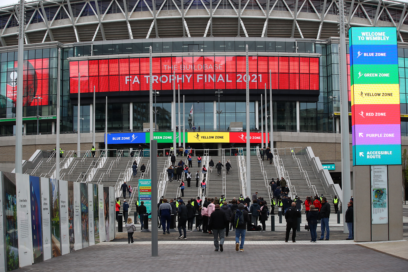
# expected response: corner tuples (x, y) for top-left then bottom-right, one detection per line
(304, 224), (310, 230)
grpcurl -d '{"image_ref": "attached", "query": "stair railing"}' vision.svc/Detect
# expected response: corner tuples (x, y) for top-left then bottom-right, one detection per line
(30, 160), (43, 175)
(46, 151), (56, 163)
(256, 147), (272, 205)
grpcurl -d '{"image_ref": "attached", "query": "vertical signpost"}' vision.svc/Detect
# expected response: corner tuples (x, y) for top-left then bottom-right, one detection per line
(350, 27), (402, 242)
(139, 179), (152, 216)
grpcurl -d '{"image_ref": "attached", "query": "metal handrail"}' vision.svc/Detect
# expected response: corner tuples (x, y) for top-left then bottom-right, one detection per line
(79, 160), (96, 183)
(46, 151), (56, 163)
(256, 146), (272, 205)
(68, 160), (78, 175)
(81, 150), (91, 162)
(30, 160), (43, 175)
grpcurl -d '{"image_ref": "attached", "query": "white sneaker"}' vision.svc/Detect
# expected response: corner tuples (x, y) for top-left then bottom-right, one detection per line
(178, 235), (183, 239)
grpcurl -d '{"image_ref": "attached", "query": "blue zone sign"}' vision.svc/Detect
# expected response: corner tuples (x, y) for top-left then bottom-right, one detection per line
(105, 133), (146, 144)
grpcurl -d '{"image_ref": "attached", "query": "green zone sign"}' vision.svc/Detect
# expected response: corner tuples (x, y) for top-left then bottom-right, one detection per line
(322, 164), (335, 171)
(0, 116), (56, 122)
(145, 132), (185, 143)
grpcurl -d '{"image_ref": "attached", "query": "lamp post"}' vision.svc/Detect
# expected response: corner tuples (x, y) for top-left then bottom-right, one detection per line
(215, 90), (223, 131)
(153, 90), (160, 127)
(77, 73), (81, 157)
(33, 97), (43, 135)
(329, 96), (337, 133)
(56, 48), (61, 179)
(245, 45), (251, 197)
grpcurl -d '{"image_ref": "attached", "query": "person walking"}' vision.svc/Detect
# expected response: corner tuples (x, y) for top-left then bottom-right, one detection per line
(207, 199), (215, 234)
(197, 155), (202, 167)
(187, 200), (195, 231)
(177, 201), (188, 239)
(177, 165), (183, 181)
(180, 181), (185, 197)
(132, 161), (137, 177)
(121, 181), (128, 198)
(216, 161), (224, 176)
(128, 185), (132, 199)
(167, 165), (174, 181)
(138, 201), (147, 230)
(260, 147), (264, 160)
(313, 196), (322, 211)
(285, 202), (301, 243)
(188, 154), (192, 167)
(234, 203), (249, 252)
(295, 196), (303, 213)
(345, 202), (353, 240)
(201, 205), (208, 233)
(220, 202), (232, 237)
(184, 165), (189, 180)
(171, 154), (176, 166)
(226, 160), (232, 174)
(209, 159), (214, 173)
(159, 199), (172, 234)
(201, 179), (206, 196)
(123, 199), (129, 223)
(186, 171), (192, 187)
(260, 201), (269, 231)
(125, 218), (136, 244)
(141, 163), (146, 174)
(305, 196), (312, 217)
(319, 197), (331, 240)
(195, 171), (199, 187)
(306, 205), (319, 242)
(201, 165), (207, 179)
(249, 199), (260, 225)
(333, 195), (339, 213)
(209, 204), (228, 252)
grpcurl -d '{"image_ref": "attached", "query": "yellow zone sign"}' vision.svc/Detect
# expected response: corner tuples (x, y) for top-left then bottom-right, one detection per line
(351, 84), (400, 106)
(188, 132), (230, 143)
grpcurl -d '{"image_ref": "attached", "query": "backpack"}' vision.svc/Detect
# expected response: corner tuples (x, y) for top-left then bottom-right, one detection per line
(234, 209), (245, 228)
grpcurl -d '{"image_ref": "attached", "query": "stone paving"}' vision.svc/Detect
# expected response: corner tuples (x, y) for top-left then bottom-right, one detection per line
(14, 242), (408, 272)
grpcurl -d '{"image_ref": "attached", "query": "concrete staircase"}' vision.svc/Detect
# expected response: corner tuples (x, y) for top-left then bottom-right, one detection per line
(225, 156), (240, 201)
(207, 156), (223, 200)
(250, 156), (277, 204)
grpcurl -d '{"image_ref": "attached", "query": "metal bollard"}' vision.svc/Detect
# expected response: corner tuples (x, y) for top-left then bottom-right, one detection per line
(118, 214), (123, 232)
(142, 214), (150, 232)
(278, 208), (282, 224)
(296, 216), (300, 232)
(337, 211), (340, 224)
(271, 215), (275, 231)
(134, 212), (138, 224)
(247, 213), (252, 231)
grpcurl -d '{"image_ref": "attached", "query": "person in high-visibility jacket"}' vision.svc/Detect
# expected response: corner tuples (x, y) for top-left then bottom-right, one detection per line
(277, 198), (283, 210)
(270, 199), (276, 214)
(60, 148), (64, 158)
(333, 196), (339, 213)
(91, 146), (96, 157)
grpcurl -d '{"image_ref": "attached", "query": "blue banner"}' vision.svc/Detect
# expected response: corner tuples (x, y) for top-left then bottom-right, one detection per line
(352, 144), (401, 165)
(350, 45), (398, 65)
(105, 133), (146, 144)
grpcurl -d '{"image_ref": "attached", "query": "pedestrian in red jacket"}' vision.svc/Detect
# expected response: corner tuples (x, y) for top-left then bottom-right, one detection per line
(313, 197), (321, 211)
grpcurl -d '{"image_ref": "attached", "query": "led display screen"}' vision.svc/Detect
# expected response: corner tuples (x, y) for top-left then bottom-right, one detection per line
(69, 56), (319, 93)
(349, 27), (401, 165)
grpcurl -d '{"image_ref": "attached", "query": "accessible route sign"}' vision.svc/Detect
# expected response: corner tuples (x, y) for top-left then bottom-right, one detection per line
(138, 179), (151, 217)
(349, 27), (401, 165)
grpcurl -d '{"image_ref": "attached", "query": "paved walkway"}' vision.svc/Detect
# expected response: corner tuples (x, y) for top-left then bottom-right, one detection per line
(14, 242), (408, 272)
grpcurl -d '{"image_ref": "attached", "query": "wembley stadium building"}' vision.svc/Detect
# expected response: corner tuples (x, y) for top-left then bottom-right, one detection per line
(2, 0), (408, 185)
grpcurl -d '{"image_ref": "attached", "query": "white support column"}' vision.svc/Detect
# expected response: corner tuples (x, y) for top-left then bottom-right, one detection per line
(129, 102), (133, 132)
(171, 101), (174, 130)
(213, 101), (217, 131)
(296, 101), (300, 132)
(52, 122), (55, 135)
(255, 101), (259, 130)
(336, 118), (340, 133)
(89, 104), (93, 133)
(23, 123), (26, 135)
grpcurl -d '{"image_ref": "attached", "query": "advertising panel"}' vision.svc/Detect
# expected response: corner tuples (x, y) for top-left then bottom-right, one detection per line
(3, 172), (19, 271)
(93, 184), (99, 244)
(49, 178), (61, 257)
(138, 179), (152, 218)
(40, 177), (51, 261)
(145, 132), (185, 143)
(106, 132), (146, 144)
(73, 182), (82, 250)
(108, 187), (115, 241)
(0, 173), (5, 272)
(187, 132), (229, 143)
(80, 183), (89, 248)
(229, 132), (269, 143)
(103, 187), (110, 241)
(349, 27), (401, 165)
(88, 184), (95, 246)
(98, 185), (105, 243)
(29, 176), (43, 264)
(68, 181), (75, 251)
(16, 173), (33, 267)
(371, 166), (388, 224)
(4, 59), (50, 106)
(59, 180), (69, 255)
(70, 56), (319, 93)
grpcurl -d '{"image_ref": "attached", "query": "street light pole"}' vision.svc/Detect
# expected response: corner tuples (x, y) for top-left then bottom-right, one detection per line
(269, 70), (273, 149)
(246, 45), (251, 197)
(93, 85), (95, 147)
(149, 46), (153, 142)
(33, 97), (42, 135)
(56, 48), (61, 179)
(15, 0), (25, 174)
(77, 73), (81, 157)
(173, 72), (176, 153)
(261, 94), (263, 149)
(215, 90), (223, 131)
(264, 85), (268, 148)
(178, 84), (181, 148)
(183, 95), (185, 148)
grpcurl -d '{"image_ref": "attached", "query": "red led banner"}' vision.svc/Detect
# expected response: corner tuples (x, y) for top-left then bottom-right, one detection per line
(229, 132), (269, 143)
(69, 56), (319, 93)
(6, 59), (49, 106)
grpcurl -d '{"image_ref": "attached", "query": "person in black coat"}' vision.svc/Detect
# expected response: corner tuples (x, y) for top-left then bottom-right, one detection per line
(176, 165), (183, 181)
(186, 201), (195, 230)
(306, 205), (319, 242)
(285, 202), (301, 242)
(138, 202), (147, 230)
(259, 201), (269, 231)
(345, 202), (353, 240)
(209, 204), (228, 252)
(178, 201), (188, 239)
(319, 197), (331, 240)
(171, 154), (176, 166)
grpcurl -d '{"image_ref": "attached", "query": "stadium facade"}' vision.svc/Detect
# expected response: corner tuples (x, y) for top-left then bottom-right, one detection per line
(1, 0), (408, 182)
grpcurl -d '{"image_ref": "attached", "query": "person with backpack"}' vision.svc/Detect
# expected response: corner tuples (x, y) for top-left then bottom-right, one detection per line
(180, 181), (185, 197)
(226, 160), (232, 174)
(197, 155), (202, 167)
(195, 171), (200, 187)
(235, 203), (249, 252)
(125, 218), (137, 244)
(209, 159), (215, 173)
(220, 202), (232, 237)
(209, 204), (228, 252)
(177, 201), (188, 239)
(249, 199), (261, 225)
(285, 202), (301, 243)
(259, 201), (269, 231)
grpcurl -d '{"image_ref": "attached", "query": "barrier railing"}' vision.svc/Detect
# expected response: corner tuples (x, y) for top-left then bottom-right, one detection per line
(256, 146), (272, 205)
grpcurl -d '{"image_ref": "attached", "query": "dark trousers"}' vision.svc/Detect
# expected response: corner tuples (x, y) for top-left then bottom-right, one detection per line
(181, 189), (184, 197)
(127, 232), (134, 243)
(261, 220), (266, 231)
(187, 178), (191, 187)
(334, 204), (338, 213)
(123, 211), (128, 222)
(188, 218), (194, 230)
(196, 179), (199, 187)
(122, 190), (127, 198)
(202, 216), (208, 233)
(286, 222), (297, 242)
(188, 161), (192, 167)
(161, 214), (171, 233)
(225, 221), (230, 236)
(116, 211), (119, 221)
(92, 151), (95, 157)
(217, 168), (221, 175)
(178, 219), (187, 238)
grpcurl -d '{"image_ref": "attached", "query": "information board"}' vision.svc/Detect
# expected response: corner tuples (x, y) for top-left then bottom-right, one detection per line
(108, 187), (115, 241)
(29, 176), (43, 264)
(40, 177), (52, 261)
(138, 179), (152, 217)
(73, 182), (82, 250)
(349, 27), (401, 165)
(98, 185), (105, 242)
(16, 173), (33, 267)
(59, 180), (69, 255)
(88, 184), (95, 246)
(371, 166), (388, 224)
